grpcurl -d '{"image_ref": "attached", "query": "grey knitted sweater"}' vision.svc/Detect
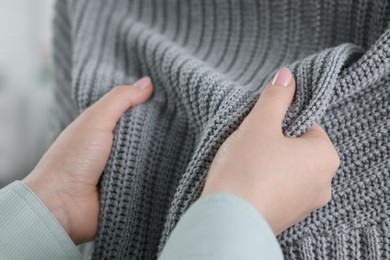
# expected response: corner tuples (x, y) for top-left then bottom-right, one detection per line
(51, 0), (390, 259)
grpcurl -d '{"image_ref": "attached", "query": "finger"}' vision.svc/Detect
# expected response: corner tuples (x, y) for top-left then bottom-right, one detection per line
(317, 188), (332, 208)
(302, 123), (341, 173)
(81, 76), (153, 131)
(249, 67), (296, 135)
(301, 124), (329, 141)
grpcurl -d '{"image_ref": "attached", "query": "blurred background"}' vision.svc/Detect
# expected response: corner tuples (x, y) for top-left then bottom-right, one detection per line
(0, 0), (55, 187)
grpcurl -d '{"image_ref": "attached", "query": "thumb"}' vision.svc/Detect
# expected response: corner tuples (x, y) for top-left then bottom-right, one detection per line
(250, 67), (296, 135)
(80, 76), (154, 131)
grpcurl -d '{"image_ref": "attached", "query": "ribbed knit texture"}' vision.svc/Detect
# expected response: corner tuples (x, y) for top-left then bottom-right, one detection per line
(51, 0), (390, 259)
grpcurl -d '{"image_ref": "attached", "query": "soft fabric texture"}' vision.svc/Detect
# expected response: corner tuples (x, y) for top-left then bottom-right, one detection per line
(159, 193), (283, 260)
(0, 182), (282, 260)
(51, 0), (390, 259)
(0, 181), (82, 259)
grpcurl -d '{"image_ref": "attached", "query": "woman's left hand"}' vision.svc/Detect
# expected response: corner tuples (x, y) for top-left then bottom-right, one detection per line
(23, 77), (153, 244)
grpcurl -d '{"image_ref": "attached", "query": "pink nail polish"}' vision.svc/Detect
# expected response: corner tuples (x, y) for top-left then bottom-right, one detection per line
(134, 77), (151, 89)
(271, 67), (292, 87)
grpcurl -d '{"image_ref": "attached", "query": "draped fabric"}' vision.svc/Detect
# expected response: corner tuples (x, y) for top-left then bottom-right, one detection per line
(51, 0), (390, 258)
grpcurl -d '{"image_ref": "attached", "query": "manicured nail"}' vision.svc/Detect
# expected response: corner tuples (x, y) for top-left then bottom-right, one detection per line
(134, 77), (151, 89)
(271, 67), (292, 87)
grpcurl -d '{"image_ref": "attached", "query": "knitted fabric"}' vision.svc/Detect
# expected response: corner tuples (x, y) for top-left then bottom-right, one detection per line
(51, 0), (390, 259)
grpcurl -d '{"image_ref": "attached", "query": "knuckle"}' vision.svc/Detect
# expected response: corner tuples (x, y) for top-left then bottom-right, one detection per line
(326, 145), (341, 172)
(311, 133), (340, 172)
(309, 124), (330, 141)
(316, 129), (330, 142)
(332, 151), (341, 170)
(318, 188), (332, 207)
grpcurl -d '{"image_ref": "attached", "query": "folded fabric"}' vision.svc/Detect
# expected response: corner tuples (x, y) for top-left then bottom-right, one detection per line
(51, 0), (390, 259)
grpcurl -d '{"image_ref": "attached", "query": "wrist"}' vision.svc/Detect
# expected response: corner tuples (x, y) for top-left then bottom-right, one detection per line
(202, 187), (279, 235)
(22, 175), (72, 239)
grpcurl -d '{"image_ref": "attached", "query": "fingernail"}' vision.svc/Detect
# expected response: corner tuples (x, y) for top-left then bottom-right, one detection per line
(271, 67), (292, 87)
(134, 77), (151, 89)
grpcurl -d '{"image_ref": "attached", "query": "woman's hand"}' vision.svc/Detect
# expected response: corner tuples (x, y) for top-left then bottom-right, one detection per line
(23, 77), (153, 244)
(203, 68), (340, 235)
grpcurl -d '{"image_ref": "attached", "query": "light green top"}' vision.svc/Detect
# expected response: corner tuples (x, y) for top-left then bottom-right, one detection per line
(0, 181), (283, 259)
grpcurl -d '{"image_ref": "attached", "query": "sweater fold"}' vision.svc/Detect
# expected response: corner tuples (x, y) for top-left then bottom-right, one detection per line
(51, 0), (390, 259)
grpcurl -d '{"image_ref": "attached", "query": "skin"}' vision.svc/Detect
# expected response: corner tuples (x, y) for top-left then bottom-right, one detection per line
(202, 68), (340, 235)
(23, 69), (340, 244)
(23, 77), (154, 244)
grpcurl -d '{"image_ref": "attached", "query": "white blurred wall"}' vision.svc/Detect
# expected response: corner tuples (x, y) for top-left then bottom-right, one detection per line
(0, 0), (55, 187)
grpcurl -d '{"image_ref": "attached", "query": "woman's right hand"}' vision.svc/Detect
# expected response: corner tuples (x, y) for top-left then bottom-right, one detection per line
(202, 68), (340, 235)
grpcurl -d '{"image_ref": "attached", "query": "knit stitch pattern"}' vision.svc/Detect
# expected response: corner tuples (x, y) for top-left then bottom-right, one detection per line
(51, 0), (390, 259)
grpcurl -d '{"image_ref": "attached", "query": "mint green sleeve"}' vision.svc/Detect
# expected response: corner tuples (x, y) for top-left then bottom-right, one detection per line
(0, 181), (283, 260)
(0, 181), (82, 260)
(159, 193), (284, 260)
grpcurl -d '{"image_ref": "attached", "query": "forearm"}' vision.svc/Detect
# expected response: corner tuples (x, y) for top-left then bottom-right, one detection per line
(0, 181), (82, 260)
(0, 182), (283, 259)
(159, 193), (284, 260)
